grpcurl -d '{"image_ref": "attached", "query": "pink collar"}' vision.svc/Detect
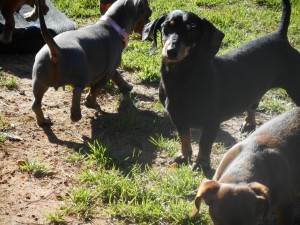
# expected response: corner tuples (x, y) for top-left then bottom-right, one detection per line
(100, 15), (129, 49)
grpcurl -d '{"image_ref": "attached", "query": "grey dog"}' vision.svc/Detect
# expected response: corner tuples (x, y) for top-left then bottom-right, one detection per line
(32, 0), (152, 126)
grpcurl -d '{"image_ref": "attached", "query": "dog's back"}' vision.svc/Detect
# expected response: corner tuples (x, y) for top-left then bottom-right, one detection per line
(214, 107), (300, 189)
(214, 0), (300, 121)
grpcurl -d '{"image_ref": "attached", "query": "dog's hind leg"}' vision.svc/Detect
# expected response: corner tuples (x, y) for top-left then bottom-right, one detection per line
(240, 102), (259, 133)
(70, 87), (83, 122)
(32, 82), (52, 126)
(85, 77), (110, 112)
(111, 71), (133, 93)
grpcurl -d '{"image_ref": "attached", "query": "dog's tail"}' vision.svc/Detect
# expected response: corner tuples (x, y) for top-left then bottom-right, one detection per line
(277, 0), (291, 36)
(37, 0), (60, 62)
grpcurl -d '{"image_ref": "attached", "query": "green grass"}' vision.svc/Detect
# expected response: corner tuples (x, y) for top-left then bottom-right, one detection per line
(0, 114), (15, 144)
(49, 141), (209, 225)
(0, 68), (18, 89)
(18, 159), (49, 178)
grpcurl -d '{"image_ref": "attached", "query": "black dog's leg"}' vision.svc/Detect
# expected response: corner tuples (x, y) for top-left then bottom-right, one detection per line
(158, 81), (166, 107)
(193, 122), (220, 171)
(111, 70), (133, 93)
(286, 89), (300, 107)
(240, 102), (259, 133)
(169, 125), (193, 166)
(70, 87), (83, 122)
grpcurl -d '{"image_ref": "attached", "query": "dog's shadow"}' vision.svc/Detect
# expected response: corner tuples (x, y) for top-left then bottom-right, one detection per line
(87, 94), (176, 169)
(0, 53), (35, 79)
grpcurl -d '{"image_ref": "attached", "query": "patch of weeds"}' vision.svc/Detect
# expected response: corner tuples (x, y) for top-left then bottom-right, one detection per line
(65, 151), (86, 163)
(18, 159), (48, 178)
(0, 114), (14, 145)
(0, 69), (18, 89)
(152, 100), (165, 114)
(87, 140), (115, 168)
(258, 88), (295, 114)
(149, 133), (180, 157)
(45, 212), (67, 225)
(211, 143), (227, 155)
(63, 188), (96, 220)
(0, 134), (6, 145)
(58, 141), (210, 224)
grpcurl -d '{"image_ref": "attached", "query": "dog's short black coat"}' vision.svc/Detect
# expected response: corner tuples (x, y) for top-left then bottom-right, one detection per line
(142, 0), (300, 170)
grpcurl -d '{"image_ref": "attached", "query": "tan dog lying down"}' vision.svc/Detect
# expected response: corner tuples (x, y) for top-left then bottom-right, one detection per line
(191, 107), (300, 225)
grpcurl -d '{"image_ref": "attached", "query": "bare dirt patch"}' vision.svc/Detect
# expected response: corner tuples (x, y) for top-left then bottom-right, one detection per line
(0, 52), (279, 225)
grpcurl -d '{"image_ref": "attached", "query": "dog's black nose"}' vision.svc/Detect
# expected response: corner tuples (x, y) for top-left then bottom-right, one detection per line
(167, 47), (179, 59)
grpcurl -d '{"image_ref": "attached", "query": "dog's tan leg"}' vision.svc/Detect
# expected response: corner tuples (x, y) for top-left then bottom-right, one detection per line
(170, 127), (192, 165)
(32, 83), (52, 126)
(240, 102), (258, 133)
(70, 87), (83, 122)
(111, 71), (133, 93)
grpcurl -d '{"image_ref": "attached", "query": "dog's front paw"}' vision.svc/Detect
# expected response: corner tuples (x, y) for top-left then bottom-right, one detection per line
(70, 109), (82, 122)
(240, 121), (256, 133)
(169, 152), (192, 167)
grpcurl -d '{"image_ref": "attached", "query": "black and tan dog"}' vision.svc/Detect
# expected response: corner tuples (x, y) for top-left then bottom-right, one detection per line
(142, 0), (300, 170)
(32, 0), (152, 126)
(0, 0), (49, 43)
(191, 107), (300, 225)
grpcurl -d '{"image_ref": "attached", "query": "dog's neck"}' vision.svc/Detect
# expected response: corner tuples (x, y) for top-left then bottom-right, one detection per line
(100, 15), (129, 48)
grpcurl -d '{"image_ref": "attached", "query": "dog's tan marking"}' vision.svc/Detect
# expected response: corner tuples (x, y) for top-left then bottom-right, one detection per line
(255, 134), (283, 146)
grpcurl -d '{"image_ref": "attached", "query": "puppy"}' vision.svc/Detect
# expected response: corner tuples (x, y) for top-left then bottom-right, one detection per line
(0, 0), (48, 43)
(32, 0), (152, 126)
(191, 107), (300, 225)
(142, 0), (300, 170)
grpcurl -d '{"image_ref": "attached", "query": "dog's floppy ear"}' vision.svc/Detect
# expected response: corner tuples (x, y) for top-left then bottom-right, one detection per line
(197, 18), (224, 61)
(190, 179), (220, 218)
(142, 14), (167, 55)
(249, 182), (270, 219)
(124, 0), (138, 18)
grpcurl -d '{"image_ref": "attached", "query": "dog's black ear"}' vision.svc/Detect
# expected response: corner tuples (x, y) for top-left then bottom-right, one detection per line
(124, 0), (138, 17)
(142, 14), (167, 55)
(197, 18), (224, 61)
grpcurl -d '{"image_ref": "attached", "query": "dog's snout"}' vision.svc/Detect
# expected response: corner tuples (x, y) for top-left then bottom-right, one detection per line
(167, 45), (179, 59)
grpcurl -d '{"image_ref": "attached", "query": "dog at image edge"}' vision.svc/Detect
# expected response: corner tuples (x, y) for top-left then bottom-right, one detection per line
(191, 107), (300, 225)
(142, 0), (300, 171)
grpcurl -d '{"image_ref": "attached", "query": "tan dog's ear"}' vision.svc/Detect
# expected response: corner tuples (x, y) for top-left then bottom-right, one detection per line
(190, 179), (220, 218)
(248, 182), (270, 219)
